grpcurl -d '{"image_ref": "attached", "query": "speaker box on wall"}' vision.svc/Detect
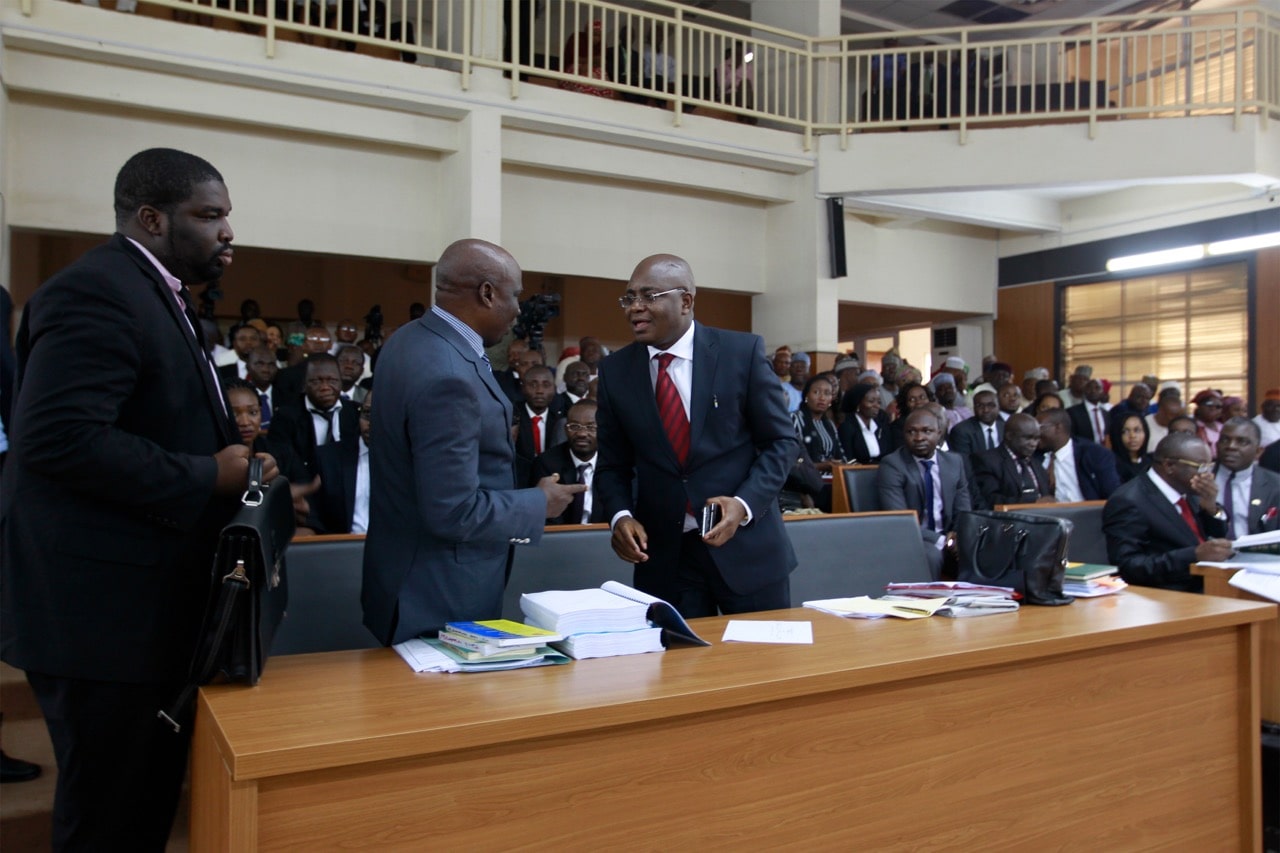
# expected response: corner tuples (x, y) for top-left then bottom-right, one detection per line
(827, 197), (848, 279)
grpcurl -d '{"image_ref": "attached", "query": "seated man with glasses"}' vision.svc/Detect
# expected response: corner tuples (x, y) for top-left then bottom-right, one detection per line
(1103, 431), (1234, 592)
(532, 400), (604, 525)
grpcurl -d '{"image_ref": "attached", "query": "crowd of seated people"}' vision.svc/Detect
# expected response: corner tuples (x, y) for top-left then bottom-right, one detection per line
(199, 298), (1280, 555)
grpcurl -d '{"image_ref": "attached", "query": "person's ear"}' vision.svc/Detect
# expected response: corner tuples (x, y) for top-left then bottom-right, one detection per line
(137, 205), (165, 238)
(477, 280), (494, 307)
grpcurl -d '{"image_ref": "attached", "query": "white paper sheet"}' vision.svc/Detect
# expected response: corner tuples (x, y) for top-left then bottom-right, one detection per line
(721, 620), (813, 644)
(1228, 570), (1280, 604)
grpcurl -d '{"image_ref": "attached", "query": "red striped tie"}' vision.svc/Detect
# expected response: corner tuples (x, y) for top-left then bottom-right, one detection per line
(655, 353), (690, 466)
(1176, 497), (1205, 544)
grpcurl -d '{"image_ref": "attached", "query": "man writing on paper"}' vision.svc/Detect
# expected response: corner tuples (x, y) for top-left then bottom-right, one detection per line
(361, 239), (584, 644)
(595, 254), (797, 617)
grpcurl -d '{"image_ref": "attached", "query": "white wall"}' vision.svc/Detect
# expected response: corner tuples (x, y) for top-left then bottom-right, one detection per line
(840, 215), (998, 316)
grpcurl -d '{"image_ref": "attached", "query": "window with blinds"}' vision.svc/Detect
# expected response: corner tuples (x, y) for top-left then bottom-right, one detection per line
(1059, 261), (1248, 399)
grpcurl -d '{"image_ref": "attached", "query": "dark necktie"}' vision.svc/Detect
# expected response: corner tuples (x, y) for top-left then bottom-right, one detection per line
(1017, 457), (1039, 499)
(1176, 497), (1205, 544)
(985, 425), (996, 450)
(568, 462), (590, 524)
(315, 407), (337, 445)
(531, 414), (543, 455)
(655, 353), (690, 466)
(1046, 454), (1057, 493)
(259, 392), (273, 428)
(1222, 471), (1236, 530)
(1093, 407), (1107, 444)
(175, 286), (205, 356)
(919, 459), (937, 530)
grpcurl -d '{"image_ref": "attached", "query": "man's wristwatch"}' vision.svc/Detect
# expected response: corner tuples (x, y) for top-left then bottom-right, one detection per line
(1210, 505), (1228, 522)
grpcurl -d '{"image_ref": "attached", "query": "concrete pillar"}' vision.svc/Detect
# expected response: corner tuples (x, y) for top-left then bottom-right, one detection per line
(440, 109), (503, 247)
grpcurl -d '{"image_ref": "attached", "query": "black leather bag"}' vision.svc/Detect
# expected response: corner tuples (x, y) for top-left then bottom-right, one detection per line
(955, 510), (1073, 606)
(159, 459), (293, 731)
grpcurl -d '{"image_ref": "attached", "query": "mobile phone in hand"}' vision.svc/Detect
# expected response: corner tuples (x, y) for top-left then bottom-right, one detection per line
(701, 502), (722, 536)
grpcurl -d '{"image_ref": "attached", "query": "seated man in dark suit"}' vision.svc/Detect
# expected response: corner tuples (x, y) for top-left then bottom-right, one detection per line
(216, 323), (263, 384)
(1214, 417), (1280, 541)
(272, 324), (332, 410)
(949, 389), (1004, 456)
(514, 364), (564, 487)
(314, 390), (373, 534)
(971, 413), (1054, 509)
(1066, 378), (1111, 446)
(335, 345), (367, 404)
(532, 400), (607, 524)
(877, 408), (972, 578)
(244, 345), (279, 432)
(265, 353), (359, 482)
(495, 338), (541, 405)
(1103, 431), (1233, 591)
(1036, 408), (1120, 502)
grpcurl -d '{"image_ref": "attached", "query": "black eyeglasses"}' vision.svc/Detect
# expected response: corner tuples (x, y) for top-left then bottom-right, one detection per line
(1167, 457), (1212, 474)
(565, 423), (598, 434)
(618, 288), (687, 309)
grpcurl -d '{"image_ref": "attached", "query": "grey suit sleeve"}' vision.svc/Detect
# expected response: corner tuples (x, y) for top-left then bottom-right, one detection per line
(406, 368), (546, 545)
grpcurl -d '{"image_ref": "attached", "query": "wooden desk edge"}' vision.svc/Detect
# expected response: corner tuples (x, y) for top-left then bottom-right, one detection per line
(201, 595), (1276, 782)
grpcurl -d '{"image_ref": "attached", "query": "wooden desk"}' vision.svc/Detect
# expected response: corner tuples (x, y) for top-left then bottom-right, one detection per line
(1194, 562), (1280, 724)
(192, 589), (1275, 851)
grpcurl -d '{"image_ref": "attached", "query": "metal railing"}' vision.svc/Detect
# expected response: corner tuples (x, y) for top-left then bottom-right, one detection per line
(27, 0), (1279, 148)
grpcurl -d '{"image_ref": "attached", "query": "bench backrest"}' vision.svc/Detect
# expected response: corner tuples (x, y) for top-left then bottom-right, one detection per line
(832, 464), (882, 514)
(994, 500), (1109, 564)
(786, 511), (934, 604)
(277, 510), (936, 655)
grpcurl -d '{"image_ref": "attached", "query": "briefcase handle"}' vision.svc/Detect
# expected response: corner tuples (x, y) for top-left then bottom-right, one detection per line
(241, 457), (265, 507)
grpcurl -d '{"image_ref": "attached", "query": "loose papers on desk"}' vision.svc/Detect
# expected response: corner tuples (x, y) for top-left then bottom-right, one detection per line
(1200, 553), (1280, 604)
(393, 638), (569, 673)
(882, 581), (1020, 617)
(803, 597), (951, 619)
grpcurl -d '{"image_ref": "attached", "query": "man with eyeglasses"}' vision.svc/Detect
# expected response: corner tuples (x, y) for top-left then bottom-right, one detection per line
(595, 254), (797, 617)
(1103, 431), (1234, 592)
(533, 400), (605, 525)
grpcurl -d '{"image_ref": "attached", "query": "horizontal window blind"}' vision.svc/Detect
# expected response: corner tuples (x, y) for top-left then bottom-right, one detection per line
(1060, 261), (1247, 399)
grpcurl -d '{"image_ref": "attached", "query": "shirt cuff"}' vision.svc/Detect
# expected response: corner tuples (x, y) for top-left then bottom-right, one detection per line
(733, 496), (753, 526)
(610, 510), (633, 530)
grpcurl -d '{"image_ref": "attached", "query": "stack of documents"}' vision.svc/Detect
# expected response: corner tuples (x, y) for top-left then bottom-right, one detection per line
(803, 596), (952, 620)
(393, 637), (570, 673)
(882, 581), (1019, 617)
(520, 587), (650, 635)
(521, 581), (708, 659)
(556, 627), (665, 659)
(1201, 551), (1280, 604)
(1061, 563), (1127, 598)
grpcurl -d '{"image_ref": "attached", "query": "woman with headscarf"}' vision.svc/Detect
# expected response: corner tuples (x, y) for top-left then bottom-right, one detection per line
(1192, 388), (1224, 456)
(559, 20), (618, 99)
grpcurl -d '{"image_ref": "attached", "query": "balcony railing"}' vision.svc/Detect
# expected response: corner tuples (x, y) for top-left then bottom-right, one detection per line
(24, 0), (1279, 149)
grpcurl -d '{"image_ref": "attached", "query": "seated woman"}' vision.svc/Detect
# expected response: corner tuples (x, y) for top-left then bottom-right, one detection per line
(1111, 412), (1152, 483)
(882, 380), (933, 455)
(791, 375), (844, 472)
(225, 380), (319, 535)
(1026, 391), (1064, 417)
(839, 383), (890, 464)
(559, 21), (618, 100)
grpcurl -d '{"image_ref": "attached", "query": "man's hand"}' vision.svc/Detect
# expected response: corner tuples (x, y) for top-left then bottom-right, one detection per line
(291, 475), (322, 525)
(254, 452), (280, 484)
(611, 516), (649, 563)
(702, 496), (746, 547)
(1195, 538), (1235, 562)
(1189, 471), (1219, 511)
(213, 444), (253, 496)
(537, 473), (587, 519)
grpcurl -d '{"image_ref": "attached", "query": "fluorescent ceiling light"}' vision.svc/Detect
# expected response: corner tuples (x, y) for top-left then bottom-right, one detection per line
(1105, 244), (1205, 273)
(1206, 230), (1280, 256)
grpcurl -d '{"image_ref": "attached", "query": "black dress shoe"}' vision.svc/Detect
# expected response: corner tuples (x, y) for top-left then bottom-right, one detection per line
(0, 750), (41, 783)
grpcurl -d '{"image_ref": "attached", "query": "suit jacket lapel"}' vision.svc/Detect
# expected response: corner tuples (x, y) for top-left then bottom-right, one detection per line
(688, 323), (716, 462)
(423, 312), (513, 439)
(1143, 476), (1201, 545)
(119, 237), (235, 445)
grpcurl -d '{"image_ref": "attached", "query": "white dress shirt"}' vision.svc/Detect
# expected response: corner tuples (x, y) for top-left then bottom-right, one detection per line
(1045, 441), (1083, 503)
(571, 452), (597, 525)
(1214, 464), (1253, 540)
(352, 438), (371, 534)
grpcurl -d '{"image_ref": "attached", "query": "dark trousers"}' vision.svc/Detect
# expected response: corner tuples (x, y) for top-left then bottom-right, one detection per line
(670, 530), (790, 619)
(26, 671), (192, 853)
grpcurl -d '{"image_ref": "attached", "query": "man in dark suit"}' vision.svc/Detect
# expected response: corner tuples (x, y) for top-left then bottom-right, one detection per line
(314, 390), (373, 534)
(596, 254), (797, 618)
(877, 408), (972, 578)
(514, 364), (565, 487)
(1036, 409), (1120, 501)
(1104, 432), (1233, 591)
(533, 399), (608, 524)
(0, 149), (274, 850)
(971, 413), (1054, 509)
(265, 353), (358, 481)
(1066, 378), (1111, 446)
(272, 325), (332, 411)
(494, 337), (530, 405)
(361, 239), (583, 645)
(948, 389), (1005, 456)
(216, 322), (263, 384)
(1214, 417), (1280, 540)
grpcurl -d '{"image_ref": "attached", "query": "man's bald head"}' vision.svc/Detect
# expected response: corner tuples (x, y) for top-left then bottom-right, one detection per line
(629, 254), (697, 295)
(432, 239), (523, 347)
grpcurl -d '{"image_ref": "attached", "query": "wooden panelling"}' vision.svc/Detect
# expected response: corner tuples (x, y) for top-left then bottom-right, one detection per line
(1256, 247), (1280, 402)
(994, 281), (1056, 379)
